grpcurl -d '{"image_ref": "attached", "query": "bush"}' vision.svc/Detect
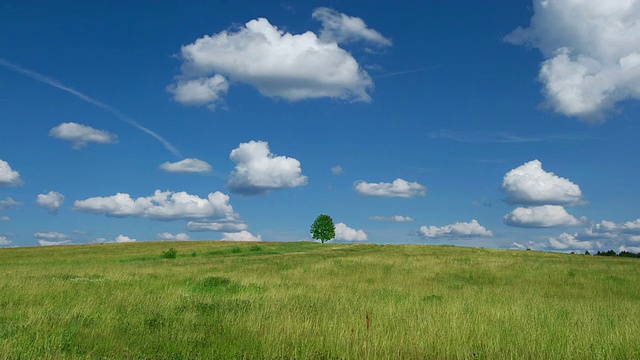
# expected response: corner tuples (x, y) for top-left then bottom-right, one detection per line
(231, 247), (241, 254)
(161, 248), (177, 259)
(249, 245), (262, 252)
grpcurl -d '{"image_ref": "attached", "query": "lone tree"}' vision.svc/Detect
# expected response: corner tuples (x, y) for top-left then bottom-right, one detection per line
(310, 214), (335, 243)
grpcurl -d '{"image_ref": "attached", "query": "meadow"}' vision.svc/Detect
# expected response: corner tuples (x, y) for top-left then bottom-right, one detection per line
(0, 241), (639, 359)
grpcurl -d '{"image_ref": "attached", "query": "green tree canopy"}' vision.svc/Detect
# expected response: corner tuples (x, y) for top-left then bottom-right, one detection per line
(310, 214), (335, 243)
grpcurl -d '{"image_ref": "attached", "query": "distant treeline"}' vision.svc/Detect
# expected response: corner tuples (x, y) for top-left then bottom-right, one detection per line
(582, 250), (640, 258)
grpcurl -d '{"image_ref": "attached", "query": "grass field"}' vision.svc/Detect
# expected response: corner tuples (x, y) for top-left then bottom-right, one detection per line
(1, 241), (639, 359)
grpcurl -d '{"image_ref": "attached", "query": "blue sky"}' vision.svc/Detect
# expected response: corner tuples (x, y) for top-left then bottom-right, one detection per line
(1, 0), (639, 251)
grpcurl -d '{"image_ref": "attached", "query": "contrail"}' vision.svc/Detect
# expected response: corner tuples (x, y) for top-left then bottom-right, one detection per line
(0, 58), (182, 157)
(375, 65), (441, 79)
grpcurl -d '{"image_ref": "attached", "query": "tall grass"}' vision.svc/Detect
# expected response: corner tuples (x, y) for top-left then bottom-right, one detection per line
(0, 242), (639, 359)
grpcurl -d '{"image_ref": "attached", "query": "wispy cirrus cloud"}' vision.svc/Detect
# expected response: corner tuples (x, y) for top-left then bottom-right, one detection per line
(0, 58), (181, 157)
(428, 130), (591, 143)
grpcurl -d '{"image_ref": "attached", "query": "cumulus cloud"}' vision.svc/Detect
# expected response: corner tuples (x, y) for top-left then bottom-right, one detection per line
(502, 160), (582, 206)
(418, 219), (493, 238)
(74, 190), (238, 220)
(369, 215), (414, 222)
(167, 75), (229, 110)
(506, 0), (640, 121)
(228, 140), (307, 195)
(115, 235), (136, 243)
(34, 231), (69, 240)
(0, 160), (22, 186)
(619, 245), (640, 253)
(581, 219), (640, 239)
(354, 178), (426, 198)
(171, 10), (376, 109)
(533, 218), (640, 253)
(0, 197), (20, 210)
(312, 7), (392, 46)
(49, 122), (117, 148)
(36, 191), (64, 214)
(222, 231), (262, 241)
(331, 165), (343, 175)
(503, 205), (583, 228)
(0, 216), (9, 221)
(156, 232), (191, 241)
(334, 222), (368, 241)
(34, 231), (72, 246)
(0, 236), (11, 245)
(549, 232), (599, 252)
(185, 220), (248, 232)
(160, 158), (212, 173)
(38, 239), (72, 246)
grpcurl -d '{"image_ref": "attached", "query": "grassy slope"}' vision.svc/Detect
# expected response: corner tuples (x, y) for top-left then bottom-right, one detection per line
(0, 241), (639, 359)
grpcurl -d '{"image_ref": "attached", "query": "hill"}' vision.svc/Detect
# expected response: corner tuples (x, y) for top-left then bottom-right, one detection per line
(1, 241), (639, 359)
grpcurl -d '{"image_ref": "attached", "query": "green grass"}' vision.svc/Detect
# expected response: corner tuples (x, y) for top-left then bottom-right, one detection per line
(1, 241), (639, 359)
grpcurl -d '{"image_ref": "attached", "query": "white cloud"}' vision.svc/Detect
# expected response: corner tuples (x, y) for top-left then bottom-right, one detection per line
(0, 236), (11, 245)
(34, 231), (69, 240)
(544, 218), (640, 253)
(502, 160), (582, 205)
(228, 140), (307, 195)
(312, 7), (392, 47)
(0, 197), (20, 210)
(93, 235), (137, 244)
(160, 158), (212, 173)
(167, 75), (229, 110)
(549, 233), (599, 252)
(172, 14), (374, 108)
(222, 231), (262, 242)
(185, 220), (248, 232)
(74, 190), (238, 220)
(0, 216), (9, 221)
(619, 245), (640, 254)
(38, 239), (72, 246)
(36, 191), (65, 214)
(331, 165), (343, 175)
(418, 219), (493, 238)
(506, 1), (640, 121)
(369, 215), (415, 222)
(334, 222), (368, 241)
(156, 232), (191, 241)
(621, 219), (640, 234)
(503, 205), (583, 228)
(354, 178), (427, 198)
(511, 241), (547, 250)
(580, 218), (640, 240)
(0, 160), (22, 186)
(115, 235), (136, 243)
(34, 231), (72, 246)
(49, 122), (118, 148)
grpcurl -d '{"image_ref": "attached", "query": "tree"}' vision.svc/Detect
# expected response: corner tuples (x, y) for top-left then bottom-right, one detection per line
(310, 214), (335, 243)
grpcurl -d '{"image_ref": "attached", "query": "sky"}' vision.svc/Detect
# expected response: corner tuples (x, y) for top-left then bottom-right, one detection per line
(1, 0), (639, 252)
